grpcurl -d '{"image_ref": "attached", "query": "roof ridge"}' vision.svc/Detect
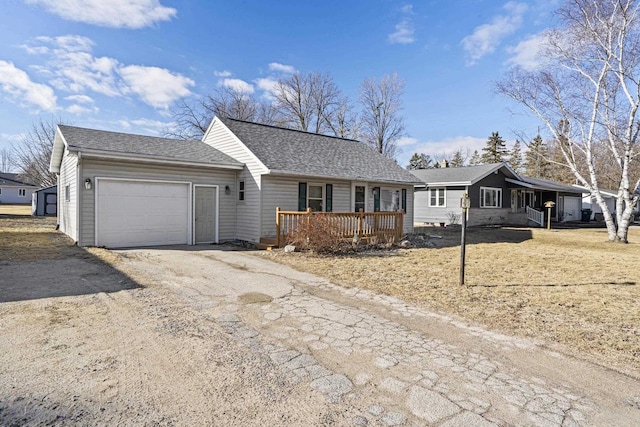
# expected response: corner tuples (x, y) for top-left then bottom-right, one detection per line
(221, 117), (361, 143)
(59, 124), (202, 144)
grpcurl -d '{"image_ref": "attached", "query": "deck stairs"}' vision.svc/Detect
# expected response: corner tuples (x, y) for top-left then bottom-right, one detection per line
(255, 237), (277, 250)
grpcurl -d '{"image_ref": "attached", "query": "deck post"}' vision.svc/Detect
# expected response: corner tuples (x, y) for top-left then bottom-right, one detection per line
(398, 212), (404, 241)
(357, 208), (363, 237)
(276, 207), (281, 248)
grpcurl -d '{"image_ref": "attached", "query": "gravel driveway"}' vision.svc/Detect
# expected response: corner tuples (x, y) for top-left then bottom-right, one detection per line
(2, 241), (640, 426)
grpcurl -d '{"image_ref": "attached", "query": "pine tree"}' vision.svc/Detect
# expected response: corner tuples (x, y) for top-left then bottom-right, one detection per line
(469, 150), (481, 166)
(480, 131), (508, 163)
(523, 135), (551, 178)
(508, 140), (523, 173)
(450, 149), (466, 167)
(406, 153), (433, 170)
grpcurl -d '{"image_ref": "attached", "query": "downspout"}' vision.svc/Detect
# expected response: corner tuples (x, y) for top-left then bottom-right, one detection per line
(76, 152), (82, 245)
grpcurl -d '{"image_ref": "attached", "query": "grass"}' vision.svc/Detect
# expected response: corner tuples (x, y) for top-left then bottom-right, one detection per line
(266, 225), (640, 376)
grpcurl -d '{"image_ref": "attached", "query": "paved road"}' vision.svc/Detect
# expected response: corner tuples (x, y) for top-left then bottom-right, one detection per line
(120, 245), (640, 427)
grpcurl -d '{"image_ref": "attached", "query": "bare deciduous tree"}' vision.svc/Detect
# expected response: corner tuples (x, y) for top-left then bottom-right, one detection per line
(274, 72), (343, 134)
(1, 148), (14, 173)
(497, 0), (640, 242)
(167, 86), (278, 140)
(359, 73), (406, 158)
(12, 118), (61, 187)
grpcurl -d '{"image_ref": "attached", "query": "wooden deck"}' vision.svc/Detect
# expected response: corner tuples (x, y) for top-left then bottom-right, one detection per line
(275, 207), (404, 248)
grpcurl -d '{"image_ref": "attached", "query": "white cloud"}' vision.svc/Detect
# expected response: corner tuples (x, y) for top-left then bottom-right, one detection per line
(396, 136), (418, 147)
(119, 65), (194, 109)
(0, 60), (57, 111)
(214, 70), (232, 77)
(388, 4), (415, 45)
(461, 1), (528, 65)
(507, 32), (549, 70)
(65, 94), (94, 104)
(67, 103), (98, 114)
(389, 20), (415, 44)
(268, 62), (296, 74)
(218, 78), (254, 94)
(24, 35), (194, 109)
(255, 77), (278, 96)
(24, 0), (177, 29)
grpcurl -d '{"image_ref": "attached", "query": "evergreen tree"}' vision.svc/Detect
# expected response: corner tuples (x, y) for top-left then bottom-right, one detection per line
(523, 135), (551, 178)
(450, 149), (466, 167)
(406, 152), (432, 170)
(480, 131), (508, 163)
(469, 150), (481, 165)
(508, 140), (523, 173)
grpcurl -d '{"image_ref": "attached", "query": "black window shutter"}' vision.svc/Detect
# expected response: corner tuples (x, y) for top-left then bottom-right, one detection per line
(401, 188), (407, 213)
(325, 184), (333, 212)
(298, 182), (307, 211)
(373, 187), (380, 212)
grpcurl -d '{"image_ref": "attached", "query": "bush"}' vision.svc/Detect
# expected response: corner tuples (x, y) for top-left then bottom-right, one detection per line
(446, 211), (461, 225)
(286, 214), (349, 253)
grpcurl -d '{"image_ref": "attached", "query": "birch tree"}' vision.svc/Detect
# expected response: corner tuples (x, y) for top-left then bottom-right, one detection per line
(497, 0), (640, 242)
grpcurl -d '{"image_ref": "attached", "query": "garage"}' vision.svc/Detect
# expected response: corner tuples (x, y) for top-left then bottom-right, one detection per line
(96, 179), (190, 248)
(563, 196), (582, 222)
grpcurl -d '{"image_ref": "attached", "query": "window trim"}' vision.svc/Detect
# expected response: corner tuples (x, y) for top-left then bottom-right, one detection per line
(307, 183), (324, 212)
(428, 187), (446, 207)
(238, 180), (245, 201)
(480, 186), (502, 208)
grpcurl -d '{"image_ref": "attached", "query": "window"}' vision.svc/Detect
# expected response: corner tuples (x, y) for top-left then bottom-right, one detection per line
(65, 185), (70, 202)
(480, 187), (502, 208)
(19, 189), (26, 197)
(238, 181), (245, 201)
(308, 184), (323, 211)
(428, 188), (446, 207)
(354, 186), (365, 212)
(401, 188), (407, 213)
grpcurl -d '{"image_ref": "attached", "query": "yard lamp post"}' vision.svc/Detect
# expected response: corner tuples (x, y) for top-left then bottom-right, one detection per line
(460, 193), (470, 285)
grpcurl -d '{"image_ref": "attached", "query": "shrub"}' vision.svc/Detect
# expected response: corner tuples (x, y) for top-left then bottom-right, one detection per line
(446, 211), (461, 225)
(286, 214), (349, 253)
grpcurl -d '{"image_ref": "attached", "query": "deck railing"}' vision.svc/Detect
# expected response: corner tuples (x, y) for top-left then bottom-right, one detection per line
(275, 207), (404, 247)
(526, 206), (544, 226)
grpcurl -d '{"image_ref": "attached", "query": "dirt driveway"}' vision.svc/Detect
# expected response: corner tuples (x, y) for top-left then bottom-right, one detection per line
(1, 218), (640, 426)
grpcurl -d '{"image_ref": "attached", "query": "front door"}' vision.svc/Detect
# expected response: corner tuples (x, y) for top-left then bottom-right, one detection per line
(195, 186), (217, 244)
(511, 189), (518, 213)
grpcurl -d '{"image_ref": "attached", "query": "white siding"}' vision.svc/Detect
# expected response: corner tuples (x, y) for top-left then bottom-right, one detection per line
(79, 159), (237, 247)
(202, 119), (266, 242)
(260, 176), (351, 238)
(58, 151), (78, 241)
(261, 176), (414, 237)
(414, 187), (465, 225)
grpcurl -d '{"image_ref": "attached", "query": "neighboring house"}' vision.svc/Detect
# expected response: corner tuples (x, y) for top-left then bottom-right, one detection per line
(411, 163), (585, 226)
(0, 172), (37, 204)
(32, 185), (58, 216)
(49, 119), (418, 248)
(577, 186), (640, 220)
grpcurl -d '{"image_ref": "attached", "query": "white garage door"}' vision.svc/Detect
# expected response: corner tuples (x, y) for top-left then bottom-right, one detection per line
(97, 180), (189, 248)
(563, 196), (582, 222)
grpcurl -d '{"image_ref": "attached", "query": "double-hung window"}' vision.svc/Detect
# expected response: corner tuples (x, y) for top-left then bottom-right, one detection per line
(238, 181), (245, 201)
(480, 187), (502, 208)
(428, 187), (446, 207)
(18, 189), (26, 197)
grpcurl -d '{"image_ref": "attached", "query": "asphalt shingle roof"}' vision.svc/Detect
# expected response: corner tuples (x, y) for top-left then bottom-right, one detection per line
(58, 125), (242, 167)
(0, 172), (36, 186)
(220, 118), (421, 184)
(519, 175), (583, 194)
(410, 163), (510, 185)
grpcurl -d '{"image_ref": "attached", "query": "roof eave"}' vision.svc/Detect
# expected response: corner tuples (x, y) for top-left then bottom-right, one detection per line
(267, 169), (420, 185)
(78, 149), (244, 170)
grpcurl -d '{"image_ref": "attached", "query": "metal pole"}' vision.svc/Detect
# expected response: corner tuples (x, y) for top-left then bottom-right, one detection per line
(460, 208), (467, 285)
(547, 207), (551, 230)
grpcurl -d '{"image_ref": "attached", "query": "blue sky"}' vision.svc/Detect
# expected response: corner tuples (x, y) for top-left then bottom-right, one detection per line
(0, 0), (559, 168)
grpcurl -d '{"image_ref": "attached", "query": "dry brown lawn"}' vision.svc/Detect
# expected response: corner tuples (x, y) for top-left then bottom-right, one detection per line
(267, 225), (640, 376)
